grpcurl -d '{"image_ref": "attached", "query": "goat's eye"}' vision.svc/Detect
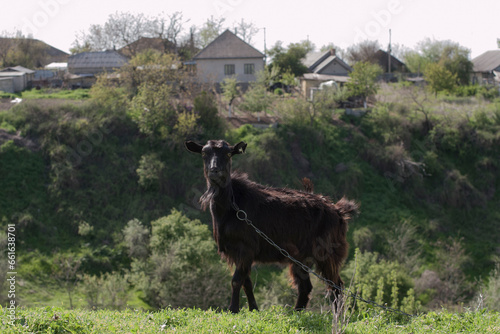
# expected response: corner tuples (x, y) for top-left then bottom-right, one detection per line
(201, 152), (206, 157)
(227, 153), (232, 158)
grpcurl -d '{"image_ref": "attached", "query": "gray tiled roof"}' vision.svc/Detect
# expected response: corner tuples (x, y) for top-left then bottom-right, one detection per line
(303, 50), (352, 73)
(193, 30), (265, 59)
(472, 50), (500, 72)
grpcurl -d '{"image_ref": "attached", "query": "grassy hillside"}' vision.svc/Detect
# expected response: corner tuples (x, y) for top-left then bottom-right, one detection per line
(0, 84), (499, 314)
(1, 306), (499, 333)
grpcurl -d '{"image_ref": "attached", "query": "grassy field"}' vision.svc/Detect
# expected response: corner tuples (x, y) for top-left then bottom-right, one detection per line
(1, 306), (499, 333)
(0, 88), (90, 100)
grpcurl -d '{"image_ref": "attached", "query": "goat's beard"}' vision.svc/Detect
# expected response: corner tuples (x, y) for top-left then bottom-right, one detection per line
(200, 173), (233, 210)
(200, 184), (218, 210)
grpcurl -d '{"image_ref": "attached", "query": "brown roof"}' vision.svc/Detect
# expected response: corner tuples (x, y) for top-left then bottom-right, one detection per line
(193, 30), (264, 60)
(472, 50), (500, 72)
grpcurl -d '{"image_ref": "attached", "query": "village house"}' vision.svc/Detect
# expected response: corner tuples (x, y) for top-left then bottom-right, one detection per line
(188, 30), (265, 89)
(471, 50), (500, 85)
(299, 49), (352, 99)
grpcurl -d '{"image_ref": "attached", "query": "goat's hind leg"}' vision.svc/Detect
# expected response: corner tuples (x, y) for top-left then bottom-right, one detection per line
(243, 275), (258, 311)
(290, 263), (313, 311)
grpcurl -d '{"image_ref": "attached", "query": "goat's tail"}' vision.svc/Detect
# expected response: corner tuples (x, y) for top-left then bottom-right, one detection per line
(301, 177), (314, 193)
(335, 197), (359, 223)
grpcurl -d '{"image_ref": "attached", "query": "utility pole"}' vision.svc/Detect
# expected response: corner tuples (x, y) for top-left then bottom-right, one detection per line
(263, 27), (267, 64)
(388, 29), (392, 75)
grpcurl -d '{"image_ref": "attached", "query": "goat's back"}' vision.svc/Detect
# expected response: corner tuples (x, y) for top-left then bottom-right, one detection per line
(222, 172), (351, 263)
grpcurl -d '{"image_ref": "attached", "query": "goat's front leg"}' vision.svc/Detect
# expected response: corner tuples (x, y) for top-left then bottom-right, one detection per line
(230, 264), (256, 313)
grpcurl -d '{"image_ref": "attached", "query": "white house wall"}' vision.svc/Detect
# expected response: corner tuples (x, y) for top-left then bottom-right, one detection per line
(196, 58), (265, 83)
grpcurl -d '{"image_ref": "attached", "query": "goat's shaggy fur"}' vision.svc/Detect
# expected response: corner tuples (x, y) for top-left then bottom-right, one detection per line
(186, 140), (358, 313)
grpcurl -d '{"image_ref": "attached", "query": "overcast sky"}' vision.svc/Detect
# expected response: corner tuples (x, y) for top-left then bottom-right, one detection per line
(1, 0), (498, 58)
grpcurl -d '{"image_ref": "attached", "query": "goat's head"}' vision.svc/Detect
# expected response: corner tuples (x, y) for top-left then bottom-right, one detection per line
(185, 140), (247, 187)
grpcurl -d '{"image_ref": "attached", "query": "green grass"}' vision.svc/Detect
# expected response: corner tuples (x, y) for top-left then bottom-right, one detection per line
(1, 307), (498, 333)
(0, 88), (90, 100)
(21, 88), (90, 100)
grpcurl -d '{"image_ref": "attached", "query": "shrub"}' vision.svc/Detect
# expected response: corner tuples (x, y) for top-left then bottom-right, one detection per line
(415, 238), (471, 309)
(475, 262), (500, 311)
(123, 219), (149, 260)
(136, 153), (165, 190)
(80, 272), (129, 309)
(352, 227), (374, 252)
(132, 209), (229, 309)
(363, 141), (424, 186)
(194, 91), (225, 138)
(385, 220), (422, 274)
(439, 169), (486, 210)
(342, 249), (415, 313)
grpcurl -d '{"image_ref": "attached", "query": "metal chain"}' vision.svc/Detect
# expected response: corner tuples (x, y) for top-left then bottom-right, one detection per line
(233, 205), (415, 318)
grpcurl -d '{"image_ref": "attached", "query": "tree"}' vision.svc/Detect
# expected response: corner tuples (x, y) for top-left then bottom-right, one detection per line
(439, 45), (472, 85)
(198, 16), (225, 48)
(0, 31), (49, 68)
(221, 75), (240, 117)
(346, 61), (383, 107)
(403, 38), (472, 85)
(153, 11), (187, 52)
(52, 254), (82, 309)
(268, 40), (313, 77)
(72, 12), (156, 53)
(129, 82), (176, 140)
(320, 43), (346, 59)
(233, 19), (259, 45)
(239, 70), (275, 121)
(309, 85), (343, 126)
(424, 63), (457, 96)
(119, 49), (183, 96)
(346, 40), (380, 65)
(71, 11), (186, 56)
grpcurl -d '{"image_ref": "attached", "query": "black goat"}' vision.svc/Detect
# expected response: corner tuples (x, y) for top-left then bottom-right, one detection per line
(185, 139), (358, 313)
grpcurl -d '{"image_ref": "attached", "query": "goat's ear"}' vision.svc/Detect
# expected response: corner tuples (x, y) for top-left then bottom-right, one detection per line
(185, 141), (203, 154)
(231, 141), (247, 155)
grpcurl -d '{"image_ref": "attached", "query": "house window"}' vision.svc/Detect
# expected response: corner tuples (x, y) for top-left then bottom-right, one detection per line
(224, 64), (235, 75)
(244, 64), (255, 75)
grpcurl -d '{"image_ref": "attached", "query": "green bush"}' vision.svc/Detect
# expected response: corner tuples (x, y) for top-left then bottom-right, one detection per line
(342, 249), (416, 313)
(476, 262), (500, 311)
(131, 210), (229, 309)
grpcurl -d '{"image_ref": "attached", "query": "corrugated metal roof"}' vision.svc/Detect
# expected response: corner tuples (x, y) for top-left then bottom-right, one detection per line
(472, 50), (500, 72)
(0, 72), (26, 77)
(193, 30), (264, 59)
(68, 51), (128, 69)
(0, 66), (35, 74)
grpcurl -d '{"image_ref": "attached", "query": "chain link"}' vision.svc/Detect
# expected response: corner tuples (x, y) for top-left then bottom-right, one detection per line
(233, 207), (415, 318)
